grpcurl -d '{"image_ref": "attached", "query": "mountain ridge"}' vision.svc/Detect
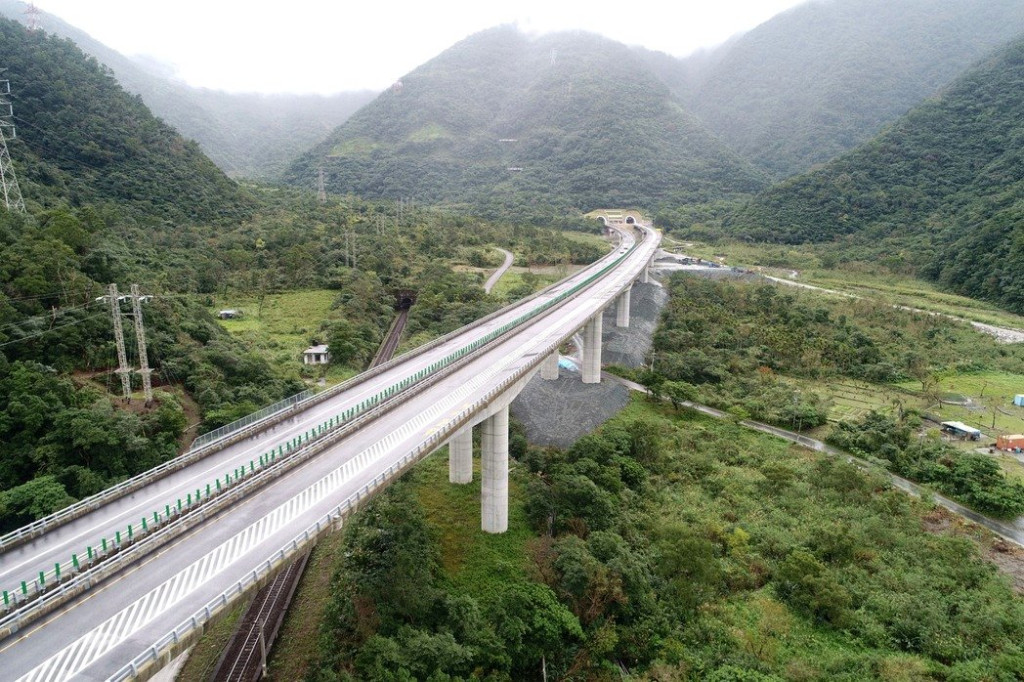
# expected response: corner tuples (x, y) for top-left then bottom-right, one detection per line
(0, 0), (376, 180)
(726, 34), (1024, 311)
(673, 0), (1024, 178)
(285, 26), (768, 212)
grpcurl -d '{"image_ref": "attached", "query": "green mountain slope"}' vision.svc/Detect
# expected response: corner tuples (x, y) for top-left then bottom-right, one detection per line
(0, 16), (252, 222)
(678, 0), (1024, 178)
(284, 27), (768, 210)
(728, 36), (1024, 311)
(0, 1), (376, 180)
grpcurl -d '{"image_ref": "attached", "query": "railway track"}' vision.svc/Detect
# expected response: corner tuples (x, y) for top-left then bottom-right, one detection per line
(209, 306), (409, 681)
(212, 550), (310, 682)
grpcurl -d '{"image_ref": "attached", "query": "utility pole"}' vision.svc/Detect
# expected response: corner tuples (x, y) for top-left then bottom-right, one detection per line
(317, 167), (326, 204)
(0, 73), (26, 214)
(130, 284), (153, 405)
(101, 284), (132, 402)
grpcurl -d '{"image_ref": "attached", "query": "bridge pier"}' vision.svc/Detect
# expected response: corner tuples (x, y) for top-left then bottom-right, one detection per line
(582, 313), (603, 384)
(540, 349), (560, 380)
(481, 405), (509, 533)
(616, 288), (631, 328)
(448, 427), (473, 484)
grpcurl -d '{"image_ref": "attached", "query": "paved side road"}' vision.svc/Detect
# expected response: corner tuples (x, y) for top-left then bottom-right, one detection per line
(605, 373), (1024, 547)
(484, 248), (515, 294)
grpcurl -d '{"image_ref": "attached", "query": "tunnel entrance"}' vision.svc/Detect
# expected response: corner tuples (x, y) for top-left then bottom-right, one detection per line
(392, 288), (418, 311)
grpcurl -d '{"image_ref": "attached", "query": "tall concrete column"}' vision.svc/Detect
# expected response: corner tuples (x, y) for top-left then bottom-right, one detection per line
(540, 349), (559, 380)
(640, 265), (650, 284)
(481, 405), (509, 533)
(616, 288), (631, 328)
(448, 427), (473, 484)
(582, 313), (603, 384)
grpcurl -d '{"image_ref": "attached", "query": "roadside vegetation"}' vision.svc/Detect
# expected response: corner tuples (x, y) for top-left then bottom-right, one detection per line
(291, 397), (1024, 680)
(631, 273), (1024, 519)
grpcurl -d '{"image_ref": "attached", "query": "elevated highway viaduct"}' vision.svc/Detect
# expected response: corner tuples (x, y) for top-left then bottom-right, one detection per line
(0, 221), (660, 681)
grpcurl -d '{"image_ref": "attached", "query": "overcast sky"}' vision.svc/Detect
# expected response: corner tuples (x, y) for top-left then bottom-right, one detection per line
(31, 0), (809, 94)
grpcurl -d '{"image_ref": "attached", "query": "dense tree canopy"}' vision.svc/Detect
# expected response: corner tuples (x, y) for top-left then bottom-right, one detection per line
(285, 27), (767, 211)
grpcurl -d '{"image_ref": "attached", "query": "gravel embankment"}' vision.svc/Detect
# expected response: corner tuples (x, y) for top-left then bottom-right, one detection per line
(510, 281), (667, 448)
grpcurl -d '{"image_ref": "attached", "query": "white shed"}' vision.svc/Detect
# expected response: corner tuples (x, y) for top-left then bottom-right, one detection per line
(303, 344), (330, 365)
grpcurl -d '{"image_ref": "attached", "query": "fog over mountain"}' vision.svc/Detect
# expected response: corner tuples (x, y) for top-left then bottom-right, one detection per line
(286, 27), (768, 211)
(667, 0), (1024, 178)
(0, 0), (376, 180)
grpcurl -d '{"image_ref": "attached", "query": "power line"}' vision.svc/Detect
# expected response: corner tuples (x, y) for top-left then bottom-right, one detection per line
(1, 288), (99, 303)
(0, 299), (99, 335)
(0, 311), (107, 349)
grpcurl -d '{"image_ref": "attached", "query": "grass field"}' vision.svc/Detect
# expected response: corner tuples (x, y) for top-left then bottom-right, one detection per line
(669, 238), (1024, 330)
(784, 371), (1024, 483)
(210, 290), (338, 352)
(488, 264), (586, 300)
(208, 290), (360, 384)
(412, 449), (535, 598)
(895, 370), (1024, 437)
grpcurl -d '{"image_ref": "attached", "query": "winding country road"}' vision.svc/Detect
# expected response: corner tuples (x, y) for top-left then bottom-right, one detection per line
(484, 248), (514, 294)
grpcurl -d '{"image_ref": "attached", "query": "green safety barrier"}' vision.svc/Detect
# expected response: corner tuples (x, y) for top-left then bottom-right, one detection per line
(4, 241), (647, 604)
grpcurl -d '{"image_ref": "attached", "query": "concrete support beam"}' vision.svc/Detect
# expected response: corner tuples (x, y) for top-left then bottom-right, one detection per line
(448, 427), (473, 484)
(582, 313), (603, 384)
(640, 265), (650, 284)
(481, 405), (509, 533)
(540, 349), (560, 380)
(616, 288), (631, 328)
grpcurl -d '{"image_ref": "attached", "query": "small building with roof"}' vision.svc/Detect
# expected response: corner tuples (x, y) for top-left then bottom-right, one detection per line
(940, 421), (982, 441)
(997, 434), (1024, 451)
(303, 344), (330, 365)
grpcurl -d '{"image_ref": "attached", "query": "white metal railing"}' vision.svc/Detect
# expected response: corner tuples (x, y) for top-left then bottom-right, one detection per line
(0, 228), (632, 555)
(0, 226), (657, 630)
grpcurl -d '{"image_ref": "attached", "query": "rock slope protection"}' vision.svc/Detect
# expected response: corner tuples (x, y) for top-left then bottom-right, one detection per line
(285, 27), (767, 210)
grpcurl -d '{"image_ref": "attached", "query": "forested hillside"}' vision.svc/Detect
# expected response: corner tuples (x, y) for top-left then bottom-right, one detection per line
(0, 16), (616, 532)
(674, 0), (1024, 178)
(0, 17), (253, 222)
(285, 27), (767, 212)
(0, 0), (376, 180)
(727, 34), (1024, 312)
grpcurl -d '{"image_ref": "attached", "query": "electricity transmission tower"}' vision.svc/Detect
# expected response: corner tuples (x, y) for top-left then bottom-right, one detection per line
(101, 284), (133, 402)
(0, 74), (26, 214)
(98, 284), (154, 404)
(23, 4), (41, 31)
(344, 231), (357, 269)
(130, 284), (153, 405)
(317, 168), (327, 204)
